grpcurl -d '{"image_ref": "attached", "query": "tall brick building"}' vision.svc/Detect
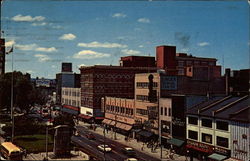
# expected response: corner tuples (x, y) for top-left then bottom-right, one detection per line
(156, 45), (221, 80)
(79, 65), (157, 119)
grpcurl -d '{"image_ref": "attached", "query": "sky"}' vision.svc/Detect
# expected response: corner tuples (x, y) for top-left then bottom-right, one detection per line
(1, 0), (250, 79)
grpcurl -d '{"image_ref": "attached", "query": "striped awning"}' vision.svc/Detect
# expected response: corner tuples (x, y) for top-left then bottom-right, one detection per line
(102, 119), (112, 124)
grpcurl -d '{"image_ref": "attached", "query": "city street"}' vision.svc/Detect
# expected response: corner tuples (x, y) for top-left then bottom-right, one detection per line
(72, 126), (161, 161)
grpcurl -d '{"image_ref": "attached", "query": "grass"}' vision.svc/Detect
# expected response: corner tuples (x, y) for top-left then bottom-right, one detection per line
(14, 134), (54, 153)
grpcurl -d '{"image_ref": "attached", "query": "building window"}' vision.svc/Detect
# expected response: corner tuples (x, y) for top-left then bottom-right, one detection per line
(216, 121), (228, 131)
(164, 107), (167, 116)
(202, 133), (212, 144)
(161, 107), (163, 115)
(188, 130), (198, 140)
(168, 108), (171, 116)
(178, 68), (184, 75)
(216, 136), (228, 148)
(201, 118), (212, 128)
(186, 60), (192, 66)
(178, 61), (184, 67)
(188, 116), (198, 125)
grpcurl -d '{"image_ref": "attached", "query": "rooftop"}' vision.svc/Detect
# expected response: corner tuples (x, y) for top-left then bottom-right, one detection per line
(187, 95), (250, 122)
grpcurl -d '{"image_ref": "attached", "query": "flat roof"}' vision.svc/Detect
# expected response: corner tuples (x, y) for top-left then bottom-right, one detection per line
(187, 95), (250, 122)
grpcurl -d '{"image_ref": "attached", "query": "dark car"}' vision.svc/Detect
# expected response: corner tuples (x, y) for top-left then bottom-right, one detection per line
(122, 147), (136, 157)
(85, 133), (96, 140)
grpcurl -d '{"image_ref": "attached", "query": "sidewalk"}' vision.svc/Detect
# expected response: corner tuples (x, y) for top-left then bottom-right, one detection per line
(78, 121), (189, 161)
(24, 151), (86, 160)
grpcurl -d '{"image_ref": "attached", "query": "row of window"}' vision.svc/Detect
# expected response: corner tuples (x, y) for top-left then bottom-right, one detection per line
(188, 116), (229, 131)
(160, 107), (171, 116)
(177, 60), (215, 67)
(106, 105), (134, 116)
(136, 108), (148, 116)
(136, 95), (149, 101)
(188, 130), (229, 148)
(136, 82), (158, 88)
(62, 98), (80, 107)
(62, 90), (80, 97)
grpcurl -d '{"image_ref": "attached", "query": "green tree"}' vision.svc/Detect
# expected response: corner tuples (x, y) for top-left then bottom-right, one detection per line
(0, 71), (47, 113)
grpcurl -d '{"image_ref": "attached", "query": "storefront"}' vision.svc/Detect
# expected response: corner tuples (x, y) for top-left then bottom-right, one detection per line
(61, 105), (79, 116)
(186, 140), (214, 160)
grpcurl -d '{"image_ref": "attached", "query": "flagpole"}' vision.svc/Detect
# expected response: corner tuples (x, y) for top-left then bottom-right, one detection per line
(11, 46), (14, 142)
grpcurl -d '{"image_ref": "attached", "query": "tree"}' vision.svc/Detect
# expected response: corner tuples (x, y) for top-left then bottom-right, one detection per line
(0, 71), (47, 113)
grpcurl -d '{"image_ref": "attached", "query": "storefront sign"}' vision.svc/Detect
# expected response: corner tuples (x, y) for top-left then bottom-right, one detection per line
(214, 147), (230, 156)
(172, 117), (185, 126)
(187, 140), (213, 153)
(161, 76), (177, 90)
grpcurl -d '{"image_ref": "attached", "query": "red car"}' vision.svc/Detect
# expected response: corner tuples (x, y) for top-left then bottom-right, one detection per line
(85, 133), (96, 140)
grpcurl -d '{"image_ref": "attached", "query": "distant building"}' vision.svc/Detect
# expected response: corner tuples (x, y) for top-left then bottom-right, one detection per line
(225, 68), (250, 95)
(0, 38), (5, 75)
(79, 65), (157, 121)
(56, 63), (80, 104)
(120, 56), (156, 67)
(61, 87), (81, 116)
(156, 45), (221, 80)
(186, 95), (250, 161)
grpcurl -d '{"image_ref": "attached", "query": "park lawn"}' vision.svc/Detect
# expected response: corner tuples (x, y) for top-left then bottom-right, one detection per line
(14, 134), (54, 153)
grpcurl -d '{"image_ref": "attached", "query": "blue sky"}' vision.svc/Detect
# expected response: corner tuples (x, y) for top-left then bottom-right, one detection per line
(2, 0), (249, 78)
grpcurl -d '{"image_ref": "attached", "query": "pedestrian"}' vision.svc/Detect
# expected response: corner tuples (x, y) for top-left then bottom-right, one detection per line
(141, 143), (144, 151)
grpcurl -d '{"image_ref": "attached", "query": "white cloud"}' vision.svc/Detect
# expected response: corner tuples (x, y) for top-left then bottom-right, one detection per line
(73, 50), (110, 59)
(15, 43), (57, 53)
(51, 65), (57, 68)
(121, 49), (141, 55)
(34, 54), (51, 62)
(78, 64), (86, 68)
(11, 14), (45, 22)
(112, 13), (127, 18)
(78, 41), (127, 48)
(197, 42), (210, 47)
(5, 40), (16, 47)
(31, 22), (47, 26)
(16, 44), (37, 51)
(138, 18), (150, 23)
(139, 45), (144, 48)
(36, 47), (57, 53)
(59, 33), (76, 40)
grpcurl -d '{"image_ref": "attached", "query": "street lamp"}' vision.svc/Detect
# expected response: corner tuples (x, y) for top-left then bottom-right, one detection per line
(103, 124), (106, 161)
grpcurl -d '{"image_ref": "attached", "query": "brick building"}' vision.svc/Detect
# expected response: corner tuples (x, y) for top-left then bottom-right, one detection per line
(156, 45), (221, 80)
(120, 56), (156, 67)
(79, 65), (157, 120)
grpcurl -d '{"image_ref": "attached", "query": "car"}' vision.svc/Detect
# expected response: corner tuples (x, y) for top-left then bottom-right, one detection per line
(124, 158), (138, 161)
(85, 133), (96, 140)
(97, 144), (112, 152)
(122, 147), (136, 157)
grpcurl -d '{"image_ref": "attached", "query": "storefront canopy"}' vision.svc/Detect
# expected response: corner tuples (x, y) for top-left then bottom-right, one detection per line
(79, 114), (92, 119)
(167, 138), (185, 147)
(102, 119), (112, 124)
(62, 107), (79, 115)
(208, 153), (227, 161)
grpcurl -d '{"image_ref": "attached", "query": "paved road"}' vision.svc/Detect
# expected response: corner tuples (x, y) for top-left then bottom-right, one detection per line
(72, 126), (160, 161)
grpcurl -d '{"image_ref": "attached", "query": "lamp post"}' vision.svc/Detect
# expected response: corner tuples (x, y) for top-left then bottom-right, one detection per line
(45, 122), (53, 160)
(103, 124), (106, 161)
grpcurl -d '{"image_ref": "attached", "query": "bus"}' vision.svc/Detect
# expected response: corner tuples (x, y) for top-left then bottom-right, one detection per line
(0, 142), (23, 160)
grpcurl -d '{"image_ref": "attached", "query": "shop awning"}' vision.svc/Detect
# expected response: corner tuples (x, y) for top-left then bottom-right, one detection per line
(110, 121), (115, 126)
(102, 119), (112, 124)
(118, 123), (132, 131)
(138, 130), (154, 138)
(95, 117), (104, 120)
(208, 153), (227, 161)
(167, 138), (185, 147)
(115, 122), (123, 128)
(79, 114), (92, 119)
(62, 107), (79, 115)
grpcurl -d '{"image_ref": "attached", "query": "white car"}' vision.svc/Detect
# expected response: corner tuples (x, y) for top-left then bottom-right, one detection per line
(97, 144), (112, 152)
(124, 158), (138, 161)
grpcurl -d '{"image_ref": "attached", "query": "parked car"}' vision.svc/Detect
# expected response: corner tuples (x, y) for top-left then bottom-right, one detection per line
(97, 144), (112, 152)
(85, 133), (96, 140)
(122, 147), (136, 156)
(124, 158), (138, 161)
